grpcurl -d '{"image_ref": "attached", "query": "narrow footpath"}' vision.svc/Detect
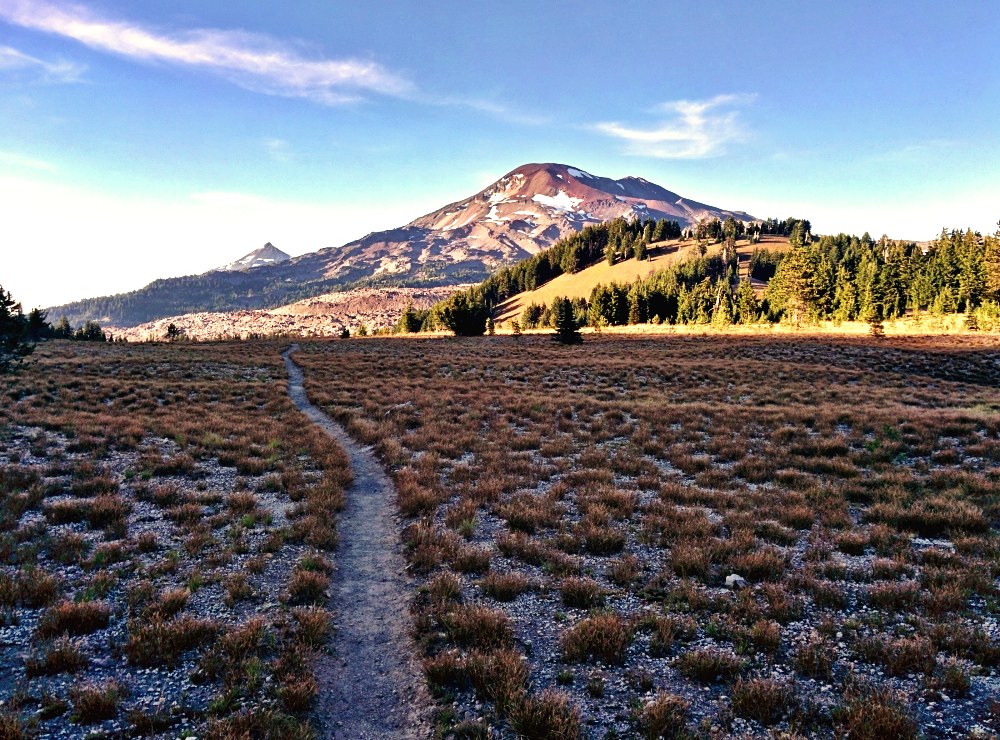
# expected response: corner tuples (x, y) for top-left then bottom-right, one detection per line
(282, 345), (433, 739)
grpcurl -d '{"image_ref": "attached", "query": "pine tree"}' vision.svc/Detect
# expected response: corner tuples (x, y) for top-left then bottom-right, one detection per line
(735, 279), (759, 324)
(25, 308), (50, 341)
(0, 285), (33, 373)
(627, 291), (643, 325)
(984, 230), (1000, 302)
(634, 238), (648, 261)
(552, 297), (582, 344)
(399, 302), (422, 333)
(605, 239), (617, 266)
(439, 292), (488, 336)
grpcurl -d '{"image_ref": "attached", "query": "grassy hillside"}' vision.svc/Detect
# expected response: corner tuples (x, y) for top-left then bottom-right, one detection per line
(494, 235), (790, 324)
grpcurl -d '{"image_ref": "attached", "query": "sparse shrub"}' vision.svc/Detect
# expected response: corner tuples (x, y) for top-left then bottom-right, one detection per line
(866, 580), (919, 611)
(644, 615), (689, 657)
(224, 573), (254, 605)
(750, 619), (782, 654)
(424, 650), (467, 689)
(578, 522), (625, 555)
(727, 545), (788, 582)
(279, 674), (318, 713)
(669, 540), (711, 580)
(292, 606), (330, 646)
(559, 577), (604, 609)
(0, 708), (26, 739)
(125, 615), (218, 666)
(444, 604), (513, 650)
(204, 708), (309, 740)
(36, 600), (111, 638)
(69, 680), (123, 723)
(143, 587), (189, 620)
(854, 634), (936, 676)
(795, 636), (834, 679)
(836, 529), (869, 555)
(675, 647), (743, 683)
(25, 636), (88, 676)
(638, 692), (689, 739)
(730, 676), (793, 725)
(481, 571), (530, 602)
(286, 568), (329, 605)
(428, 571), (463, 608)
(226, 491), (259, 515)
(450, 545), (491, 574)
(607, 554), (640, 586)
(839, 683), (917, 739)
(928, 658), (971, 696)
(508, 689), (582, 740)
(17, 568), (61, 608)
(560, 613), (632, 665)
(48, 531), (91, 564)
(467, 649), (529, 711)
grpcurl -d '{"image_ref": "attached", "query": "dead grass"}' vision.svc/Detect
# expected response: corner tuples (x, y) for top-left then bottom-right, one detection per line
(730, 676), (794, 725)
(69, 680), (124, 724)
(25, 636), (88, 676)
(36, 600), (111, 638)
(508, 689), (582, 740)
(560, 613), (632, 665)
(285, 333), (998, 736)
(125, 614), (219, 666)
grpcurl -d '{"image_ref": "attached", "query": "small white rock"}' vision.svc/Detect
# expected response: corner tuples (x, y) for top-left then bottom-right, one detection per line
(725, 574), (748, 589)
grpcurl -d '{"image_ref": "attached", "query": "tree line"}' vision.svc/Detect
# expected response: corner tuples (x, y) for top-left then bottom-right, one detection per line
(0, 285), (115, 373)
(414, 219), (1000, 336)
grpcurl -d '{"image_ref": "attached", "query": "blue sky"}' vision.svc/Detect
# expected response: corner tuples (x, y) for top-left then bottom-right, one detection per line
(1, 0), (998, 308)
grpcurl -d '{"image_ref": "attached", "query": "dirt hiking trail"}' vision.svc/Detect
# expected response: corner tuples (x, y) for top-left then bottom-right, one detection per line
(283, 345), (433, 739)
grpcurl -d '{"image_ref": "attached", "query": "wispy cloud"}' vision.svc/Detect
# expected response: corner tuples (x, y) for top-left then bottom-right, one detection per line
(876, 139), (957, 164)
(593, 93), (757, 159)
(0, 44), (84, 83)
(189, 191), (267, 207)
(262, 138), (292, 163)
(0, 0), (414, 105)
(0, 149), (56, 171)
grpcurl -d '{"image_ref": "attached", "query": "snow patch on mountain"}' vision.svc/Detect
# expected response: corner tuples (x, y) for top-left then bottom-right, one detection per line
(532, 190), (583, 212)
(214, 242), (290, 273)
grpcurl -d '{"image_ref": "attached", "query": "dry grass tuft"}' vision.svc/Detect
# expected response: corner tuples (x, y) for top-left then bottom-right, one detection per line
(560, 613), (632, 665)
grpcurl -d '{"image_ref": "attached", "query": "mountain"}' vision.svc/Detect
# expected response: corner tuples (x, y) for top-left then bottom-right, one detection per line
(48, 163), (756, 327)
(215, 242), (290, 272)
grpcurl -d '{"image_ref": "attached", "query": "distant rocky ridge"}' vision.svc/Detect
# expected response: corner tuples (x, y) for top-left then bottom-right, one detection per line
(108, 285), (462, 341)
(49, 163), (756, 327)
(214, 242), (290, 272)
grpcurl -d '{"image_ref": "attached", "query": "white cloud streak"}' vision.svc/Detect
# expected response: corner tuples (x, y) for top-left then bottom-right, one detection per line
(593, 93), (757, 159)
(0, 43), (84, 82)
(0, 149), (56, 171)
(0, 0), (414, 105)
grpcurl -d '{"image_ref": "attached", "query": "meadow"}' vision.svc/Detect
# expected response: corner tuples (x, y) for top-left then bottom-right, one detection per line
(295, 332), (999, 738)
(0, 341), (350, 738)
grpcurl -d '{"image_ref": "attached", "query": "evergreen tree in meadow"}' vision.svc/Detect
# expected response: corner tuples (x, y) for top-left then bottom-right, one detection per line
(735, 279), (759, 324)
(439, 292), (489, 336)
(634, 238), (648, 261)
(398, 302), (422, 333)
(552, 296), (582, 344)
(984, 227), (1000, 302)
(0, 285), (33, 373)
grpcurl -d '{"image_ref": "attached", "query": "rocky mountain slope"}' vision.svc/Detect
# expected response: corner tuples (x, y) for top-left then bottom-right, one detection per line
(215, 242), (290, 272)
(109, 286), (461, 342)
(49, 163), (755, 327)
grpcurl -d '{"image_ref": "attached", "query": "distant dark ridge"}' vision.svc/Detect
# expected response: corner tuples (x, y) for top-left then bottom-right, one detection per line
(46, 267), (485, 328)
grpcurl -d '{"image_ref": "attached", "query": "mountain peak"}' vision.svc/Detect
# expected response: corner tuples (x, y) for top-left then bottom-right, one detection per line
(214, 243), (291, 273)
(49, 162), (758, 327)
